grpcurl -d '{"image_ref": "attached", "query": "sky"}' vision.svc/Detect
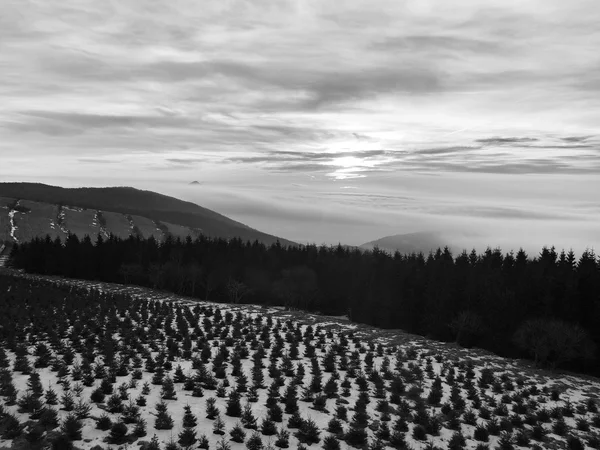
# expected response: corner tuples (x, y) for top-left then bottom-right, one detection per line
(1, 0), (599, 252)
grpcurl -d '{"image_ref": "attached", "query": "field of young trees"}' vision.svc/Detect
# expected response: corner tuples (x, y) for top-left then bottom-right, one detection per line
(1, 273), (600, 450)
(7, 234), (600, 376)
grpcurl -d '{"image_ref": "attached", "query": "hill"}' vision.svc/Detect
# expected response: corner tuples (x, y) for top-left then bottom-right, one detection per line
(360, 231), (455, 254)
(0, 182), (295, 246)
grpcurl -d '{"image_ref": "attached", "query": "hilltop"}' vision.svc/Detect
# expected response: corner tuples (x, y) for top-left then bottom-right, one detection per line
(0, 183), (295, 246)
(360, 232), (455, 255)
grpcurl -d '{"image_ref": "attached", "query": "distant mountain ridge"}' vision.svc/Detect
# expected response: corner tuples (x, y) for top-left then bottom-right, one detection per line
(360, 231), (456, 255)
(0, 182), (295, 246)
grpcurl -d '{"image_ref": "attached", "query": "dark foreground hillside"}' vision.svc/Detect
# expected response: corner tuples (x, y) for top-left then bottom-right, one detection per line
(1, 271), (600, 450)
(8, 234), (600, 377)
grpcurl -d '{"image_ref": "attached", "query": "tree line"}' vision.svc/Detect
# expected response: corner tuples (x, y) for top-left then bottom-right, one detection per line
(7, 234), (600, 375)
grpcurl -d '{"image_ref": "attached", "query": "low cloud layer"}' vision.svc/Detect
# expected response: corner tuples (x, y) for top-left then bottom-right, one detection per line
(1, 0), (599, 250)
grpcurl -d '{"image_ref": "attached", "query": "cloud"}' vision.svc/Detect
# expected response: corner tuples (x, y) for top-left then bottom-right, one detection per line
(142, 59), (441, 108)
(371, 34), (505, 54)
(165, 157), (205, 164)
(475, 137), (539, 145)
(78, 158), (122, 164)
(19, 111), (189, 129)
(270, 163), (331, 173)
(416, 146), (481, 155)
(561, 136), (595, 142)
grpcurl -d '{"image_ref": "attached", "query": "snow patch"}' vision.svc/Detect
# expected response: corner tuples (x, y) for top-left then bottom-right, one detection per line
(93, 210), (109, 238)
(57, 206), (69, 234)
(63, 205), (84, 212)
(8, 203), (18, 243)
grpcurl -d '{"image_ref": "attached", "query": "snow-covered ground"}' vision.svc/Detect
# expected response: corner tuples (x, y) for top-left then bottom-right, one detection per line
(1, 272), (599, 450)
(8, 206), (18, 244)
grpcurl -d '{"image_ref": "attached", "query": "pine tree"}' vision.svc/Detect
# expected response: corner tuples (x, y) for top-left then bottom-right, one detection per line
(183, 404), (198, 428)
(287, 411), (305, 429)
(345, 425), (368, 447)
(14, 354), (31, 374)
(161, 375), (177, 400)
(121, 400), (140, 424)
(150, 362), (163, 383)
(226, 390), (243, 417)
(107, 393), (123, 413)
(193, 382), (205, 397)
(154, 401), (174, 430)
(179, 426), (198, 449)
(206, 397), (220, 419)
(61, 413), (83, 440)
(327, 418), (344, 435)
(108, 421), (128, 444)
(284, 384), (299, 414)
(96, 413), (112, 431)
(236, 372), (249, 392)
(261, 417), (278, 436)
(247, 431), (264, 450)
(213, 415), (226, 435)
(242, 402), (258, 429)
(133, 417), (147, 437)
(28, 372), (44, 398)
(449, 431), (467, 450)
(147, 435), (161, 450)
(51, 434), (74, 450)
(198, 434), (210, 449)
(3, 381), (18, 405)
(17, 390), (43, 414)
(247, 385), (260, 402)
(389, 430), (406, 448)
(165, 437), (182, 450)
(25, 423), (44, 446)
(100, 377), (114, 395)
(0, 413), (23, 439)
(61, 391), (75, 411)
(252, 366), (265, 389)
(297, 418), (320, 445)
(268, 404), (284, 422)
(217, 437), (232, 450)
(74, 398), (92, 420)
(231, 422), (247, 443)
(497, 431), (514, 450)
(90, 387), (105, 403)
(323, 435), (341, 450)
(39, 407), (60, 431)
(275, 428), (290, 448)
(174, 364), (187, 383)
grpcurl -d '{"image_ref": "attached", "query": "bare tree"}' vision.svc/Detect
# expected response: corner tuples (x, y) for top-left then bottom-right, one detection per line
(513, 318), (596, 368)
(198, 269), (222, 301)
(272, 266), (318, 310)
(185, 262), (203, 297)
(450, 310), (486, 346)
(226, 278), (250, 304)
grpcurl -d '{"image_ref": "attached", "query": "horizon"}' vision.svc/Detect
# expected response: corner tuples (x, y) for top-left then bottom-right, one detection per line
(1, 180), (598, 257)
(1, 1), (599, 252)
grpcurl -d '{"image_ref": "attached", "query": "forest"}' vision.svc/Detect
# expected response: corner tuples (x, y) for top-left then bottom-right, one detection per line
(7, 233), (600, 376)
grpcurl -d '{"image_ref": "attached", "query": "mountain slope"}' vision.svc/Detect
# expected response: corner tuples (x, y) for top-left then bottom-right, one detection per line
(0, 182), (295, 246)
(360, 231), (454, 254)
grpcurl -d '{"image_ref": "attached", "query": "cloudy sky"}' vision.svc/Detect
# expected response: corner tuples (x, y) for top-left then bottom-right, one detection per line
(1, 0), (599, 251)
